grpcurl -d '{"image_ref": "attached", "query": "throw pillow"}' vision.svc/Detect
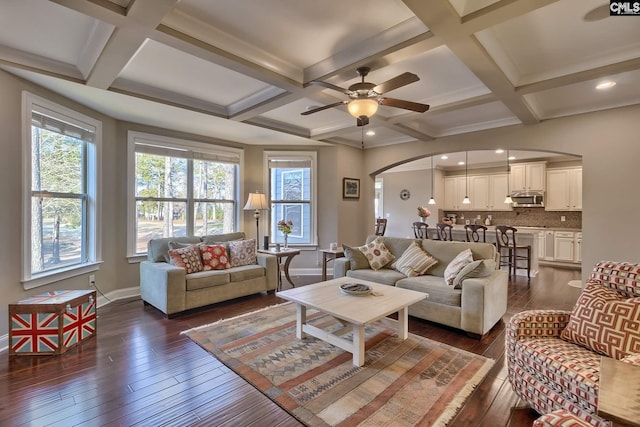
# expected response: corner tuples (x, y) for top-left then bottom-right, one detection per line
(452, 259), (496, 289)
(168, 244), (204, 274)
(560, 279), (640, 359)
(342, 244), (370, 270)
(357, 236), (395, 271)
(392, 242), (438, 277)
(229, 239), (257, 267)
(444, 248), (474, 286)
(200, 244), (231, 270)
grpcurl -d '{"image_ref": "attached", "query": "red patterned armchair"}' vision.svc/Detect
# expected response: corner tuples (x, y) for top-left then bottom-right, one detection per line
(506, 261), (640, 426)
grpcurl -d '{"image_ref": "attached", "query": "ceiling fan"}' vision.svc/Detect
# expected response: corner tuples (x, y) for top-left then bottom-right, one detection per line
(301, 66), (430, 126)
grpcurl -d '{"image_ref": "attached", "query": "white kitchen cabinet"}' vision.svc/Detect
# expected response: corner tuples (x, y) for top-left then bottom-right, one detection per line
(469, 173), (511, 211)
(544, 230), (555, 260)
(554, 231), (575, 262)
(510, 162), (546, 192)
(444, 176), (471, 211)
(546, 167), (582, 211)
(538, 231), (546, 259)
(574, 232), (582, 263)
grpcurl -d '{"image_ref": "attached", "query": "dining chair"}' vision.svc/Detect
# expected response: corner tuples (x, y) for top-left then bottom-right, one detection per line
(465, 224), (487, 242)
(495, 225), (531, 281)
(412, 222), (429, 239)
(374, 218), (387, 236)
(435, 223), (454, 241)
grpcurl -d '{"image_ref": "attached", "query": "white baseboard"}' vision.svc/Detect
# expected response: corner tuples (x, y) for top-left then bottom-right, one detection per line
(0, 286), (141, 354)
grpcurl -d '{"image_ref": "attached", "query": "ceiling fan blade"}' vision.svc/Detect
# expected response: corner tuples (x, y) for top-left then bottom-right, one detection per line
(372, 72), (419, 94)
(301, 101), (347, 116)
(308, 80), (351, 95)
(380, 97), (430, 113)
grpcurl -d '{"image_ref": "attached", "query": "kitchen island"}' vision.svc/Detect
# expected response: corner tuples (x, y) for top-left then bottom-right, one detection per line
(427, 224), (539, 278)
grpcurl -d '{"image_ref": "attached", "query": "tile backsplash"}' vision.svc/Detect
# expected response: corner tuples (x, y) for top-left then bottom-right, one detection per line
(439, 208), (581, 229)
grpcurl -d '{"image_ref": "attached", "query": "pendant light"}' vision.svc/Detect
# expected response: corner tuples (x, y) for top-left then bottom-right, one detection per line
(428, 156), (436, 205)
(462, 151), (471, 204)
(504, 150), (513, 204)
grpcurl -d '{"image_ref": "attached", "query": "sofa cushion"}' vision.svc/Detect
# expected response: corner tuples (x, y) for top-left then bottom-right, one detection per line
(229, 239), (257, 267)
(365, 235), (416, 259)
(343, 244), (370, 270)
(358, 236), (395, 270)
(148, 236), (202, 262)
(589, 260), (640, 297)
(168, 244), (204, 274)
(229, 264), (265, 282)
(200, 244), (231, 270)
(201, 232), (246, 244)
(444, 249), (474, 286)
(346, 269), (405, 287)
(397, 276), (461, 307)
(392, 242), (438, 277)
(420, 240), (496, 277)
(452, 259), (496, 289)
(560, 279), (640, 359)
(186, 270), (231, 291)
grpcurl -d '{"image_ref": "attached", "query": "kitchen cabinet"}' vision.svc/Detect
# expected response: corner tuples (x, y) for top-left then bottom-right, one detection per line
(554, 231), (575, 262)
(510, 162), (546, 192)
(574, 232), (582, 263)
(546, 167), (582, 211)
(538, 231), (546, 260)
(544, 230), (555, 260)
(468, 173), (512, 211)
(444, 176), (471, 211)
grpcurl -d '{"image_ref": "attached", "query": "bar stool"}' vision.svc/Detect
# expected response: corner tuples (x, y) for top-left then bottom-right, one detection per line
(464, 224), (487, 242)
(374, 218), (387, 236)
(495, 225), (531, 281)
(412, 222), (429, 239)
(435, 223), (454, 241)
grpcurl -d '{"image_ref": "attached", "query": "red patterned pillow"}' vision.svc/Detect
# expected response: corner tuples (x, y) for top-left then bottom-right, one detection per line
(229, 239), (257, 267)
(200, 244), (231, 270)
(168, 244), (203, 274)
(560, 279), (640, 359)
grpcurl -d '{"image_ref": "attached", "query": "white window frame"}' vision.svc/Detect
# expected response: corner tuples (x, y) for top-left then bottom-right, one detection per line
(265, 151), (317, 247)
(21, 92), (102, 289)
(127, 131), (244, 260)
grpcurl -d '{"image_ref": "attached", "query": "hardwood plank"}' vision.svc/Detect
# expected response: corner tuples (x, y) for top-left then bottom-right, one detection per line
(0, 265), (580, 426)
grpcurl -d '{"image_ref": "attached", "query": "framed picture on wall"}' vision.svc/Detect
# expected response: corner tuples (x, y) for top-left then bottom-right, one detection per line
(343, 177), (360, 199)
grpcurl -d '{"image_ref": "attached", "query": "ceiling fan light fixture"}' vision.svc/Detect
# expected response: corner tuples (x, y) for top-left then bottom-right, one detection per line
(347, 98), (379, 118)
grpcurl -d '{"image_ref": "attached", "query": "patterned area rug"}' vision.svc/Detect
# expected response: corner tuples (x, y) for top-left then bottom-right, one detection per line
(182, 303), (494, 427)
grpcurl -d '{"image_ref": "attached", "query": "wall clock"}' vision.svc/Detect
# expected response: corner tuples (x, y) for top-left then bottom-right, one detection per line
(400, 189), (411, 200)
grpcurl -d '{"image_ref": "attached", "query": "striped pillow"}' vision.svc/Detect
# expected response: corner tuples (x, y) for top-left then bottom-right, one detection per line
(392, 242), (438, 277)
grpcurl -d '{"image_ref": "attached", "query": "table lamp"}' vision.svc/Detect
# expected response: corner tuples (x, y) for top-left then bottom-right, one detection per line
(243, 191), (269, 249)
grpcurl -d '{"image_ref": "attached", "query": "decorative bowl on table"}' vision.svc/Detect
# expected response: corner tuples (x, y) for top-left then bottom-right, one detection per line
(340, 283), (372, 296)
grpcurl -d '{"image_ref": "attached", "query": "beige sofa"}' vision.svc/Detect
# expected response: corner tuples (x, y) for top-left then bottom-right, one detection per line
(333, 235), (508, 336)
(140, 232), (278, 317)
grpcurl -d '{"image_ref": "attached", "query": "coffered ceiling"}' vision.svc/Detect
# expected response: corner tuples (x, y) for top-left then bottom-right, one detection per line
(1, 0), (639, 149)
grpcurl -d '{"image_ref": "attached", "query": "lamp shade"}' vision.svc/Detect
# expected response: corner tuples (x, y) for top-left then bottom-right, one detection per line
(243, 192), (268, 211)
(347, 98), (379, 118)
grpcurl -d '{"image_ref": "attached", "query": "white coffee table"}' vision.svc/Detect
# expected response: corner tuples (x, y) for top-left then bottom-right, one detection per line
(276, 277), (426, 367)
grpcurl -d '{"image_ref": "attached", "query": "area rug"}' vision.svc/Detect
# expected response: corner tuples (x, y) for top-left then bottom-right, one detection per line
(182, 303), (494, 427)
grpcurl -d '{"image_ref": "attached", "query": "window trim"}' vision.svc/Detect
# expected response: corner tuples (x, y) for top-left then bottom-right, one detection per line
(127, 131), (244, 258)
(264, 151), (317, 247)
(21, 92), (102, 289)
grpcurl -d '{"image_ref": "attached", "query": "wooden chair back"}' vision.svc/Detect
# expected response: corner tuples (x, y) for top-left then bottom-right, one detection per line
(465, 224), (487, 242)
(374, 218), (387, 236)
(435, 223), (454, 241)
(412, 222), (429, 239)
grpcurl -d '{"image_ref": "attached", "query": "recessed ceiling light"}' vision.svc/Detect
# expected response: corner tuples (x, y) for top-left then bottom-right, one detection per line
(440, 155), (448, 160)
(596, 81), (616, 90)
(365, 130), (375, 136)
(495, 149), (504, 154)
(457, 161), (465, 165)
(508, 156), (516, 161)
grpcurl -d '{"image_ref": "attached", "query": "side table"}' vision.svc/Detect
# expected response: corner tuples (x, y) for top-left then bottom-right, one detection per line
(258, 248), (300, 290)
(598, 356), (640, 427)
(319, 248), (344, 281)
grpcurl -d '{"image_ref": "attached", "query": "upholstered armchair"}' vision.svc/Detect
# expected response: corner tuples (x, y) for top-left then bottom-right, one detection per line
(506, 261), (640, 426)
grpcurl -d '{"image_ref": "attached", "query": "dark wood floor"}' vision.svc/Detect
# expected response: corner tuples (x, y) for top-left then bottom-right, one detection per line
(0, 265), (582, 426)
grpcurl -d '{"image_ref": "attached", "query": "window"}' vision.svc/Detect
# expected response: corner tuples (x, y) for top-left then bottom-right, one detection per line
(266, 152), (316, 246)
(128, 132), (242, 256)
(22, 93), (101, 289)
